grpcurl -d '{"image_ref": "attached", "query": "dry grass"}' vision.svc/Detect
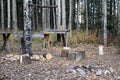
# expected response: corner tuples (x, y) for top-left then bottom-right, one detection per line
(0, 30), (119, 48)
(69, 29), (120, 46)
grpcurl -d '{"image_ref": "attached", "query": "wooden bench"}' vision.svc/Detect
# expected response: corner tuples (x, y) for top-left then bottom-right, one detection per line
(15, 33), (44, 39)
(0, 32), (11, 52)
(15, 33), (45, 53)
(42, 29), (70, 47)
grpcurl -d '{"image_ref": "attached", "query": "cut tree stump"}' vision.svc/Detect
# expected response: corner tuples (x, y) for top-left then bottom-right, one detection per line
(31, 55), (40, 61)
(31, 55), (45, 61)
(68, 51), (85, 61)
(43, 53), (52, 60)
(61, 47), (70, 57)
(20, 54), (31, 65)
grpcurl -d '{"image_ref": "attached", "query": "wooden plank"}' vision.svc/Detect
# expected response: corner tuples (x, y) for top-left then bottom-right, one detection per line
(15, 34), (44, 38)
(28, 3), (58, 8)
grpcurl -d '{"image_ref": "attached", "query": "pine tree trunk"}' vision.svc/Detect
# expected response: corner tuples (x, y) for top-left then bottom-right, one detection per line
(77, 0), (80, 31)
(46, 0), (50, 29)
(1, 0), (4, 30)
(102, 0), (107, 45)
(62, 0), (66, 29)
(85, 0), (88, 36)
(56, 0), (61, 29)
(23, 0), (32, 56)
(35, 0), (39, 31)
(42, 0), (46, 29)
(68, 0), (73, 37)
(7, 0), (11, 30)
(12, 0), (17, 33)
(118, 1), (120, 35)
(52, 0), (56, 29)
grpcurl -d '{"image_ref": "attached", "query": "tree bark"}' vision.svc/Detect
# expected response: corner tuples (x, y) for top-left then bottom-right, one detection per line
(1, 0), (4, 30)
(68, 0), (73, 37)
(118, 0), (120, 35)
(62, 0), (66, 29)
(42, 0), (46, 29)
(56, 0), (61, 29)
(12, 0), (18, 33)
(77, 0), (80, 31)
(23, 0), (32, 56)
(46, 0), (50, 29)
(102, 0), (107, 45)
(52, 0), (56, 29)
(85, 0), (88, 36)
(7, 0), (11, 30)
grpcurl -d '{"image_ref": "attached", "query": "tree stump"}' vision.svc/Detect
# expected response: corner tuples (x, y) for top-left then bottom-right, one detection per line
(61, 47), (70, 57)
(31, 55), (40, 61)
(68, 51), (85, 61)
(20, 54), (31, 65)
(43, 53), (52, 60)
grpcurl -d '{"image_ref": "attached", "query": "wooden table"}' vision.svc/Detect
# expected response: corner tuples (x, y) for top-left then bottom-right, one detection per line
(0, 32), (11, 52)
(42, 29), (70, 47)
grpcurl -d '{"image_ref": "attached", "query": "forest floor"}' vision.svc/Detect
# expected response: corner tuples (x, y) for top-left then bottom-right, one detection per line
(0, 43), (120, 80)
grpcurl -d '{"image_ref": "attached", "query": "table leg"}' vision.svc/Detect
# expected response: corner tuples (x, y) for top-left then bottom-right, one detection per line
(65, 33), (69, 47)
(2, 33), (11, 52)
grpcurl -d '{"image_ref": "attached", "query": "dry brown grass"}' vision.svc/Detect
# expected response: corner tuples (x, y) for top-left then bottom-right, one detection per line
(69, 29), (120, 46)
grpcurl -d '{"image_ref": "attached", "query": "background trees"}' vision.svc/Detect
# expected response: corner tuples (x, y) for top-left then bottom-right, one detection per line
(0, 0), (120, 45)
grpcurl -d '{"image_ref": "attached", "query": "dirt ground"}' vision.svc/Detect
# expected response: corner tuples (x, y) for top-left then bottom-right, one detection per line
(0, 44), (120, 80)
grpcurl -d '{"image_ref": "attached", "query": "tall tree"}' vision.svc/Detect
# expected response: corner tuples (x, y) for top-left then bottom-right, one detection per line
(85, 0), (88, 36)
(35, 0), (39, 31)
(62, 0), (66, 29)
(42, 0), (46, 29)
(12, 0), (17, 33)
(1, 0), (4, 30)
(77, 0), (80, 31)
(7, 0), (11, 30)
(102, 0), (107, 45)
(68, 0), (73, 36)
(23, 0), (32, 56)
(52, 0), (56, 29)
(46, 0), (50, 29)
(118, 0), (120, 35)
(56, 0), (61, 29)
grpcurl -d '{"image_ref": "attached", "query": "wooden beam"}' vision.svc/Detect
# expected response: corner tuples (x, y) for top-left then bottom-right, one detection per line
(28, 3), (58, 8)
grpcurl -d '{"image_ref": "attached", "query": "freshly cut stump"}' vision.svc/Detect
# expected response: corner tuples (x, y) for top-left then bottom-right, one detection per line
(20, 54), (31, 65)
(43, 53), (52, 60)
(68, 51), (85, 61)
(61, 47), (70, 57)
(31, 55), (40, 61)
